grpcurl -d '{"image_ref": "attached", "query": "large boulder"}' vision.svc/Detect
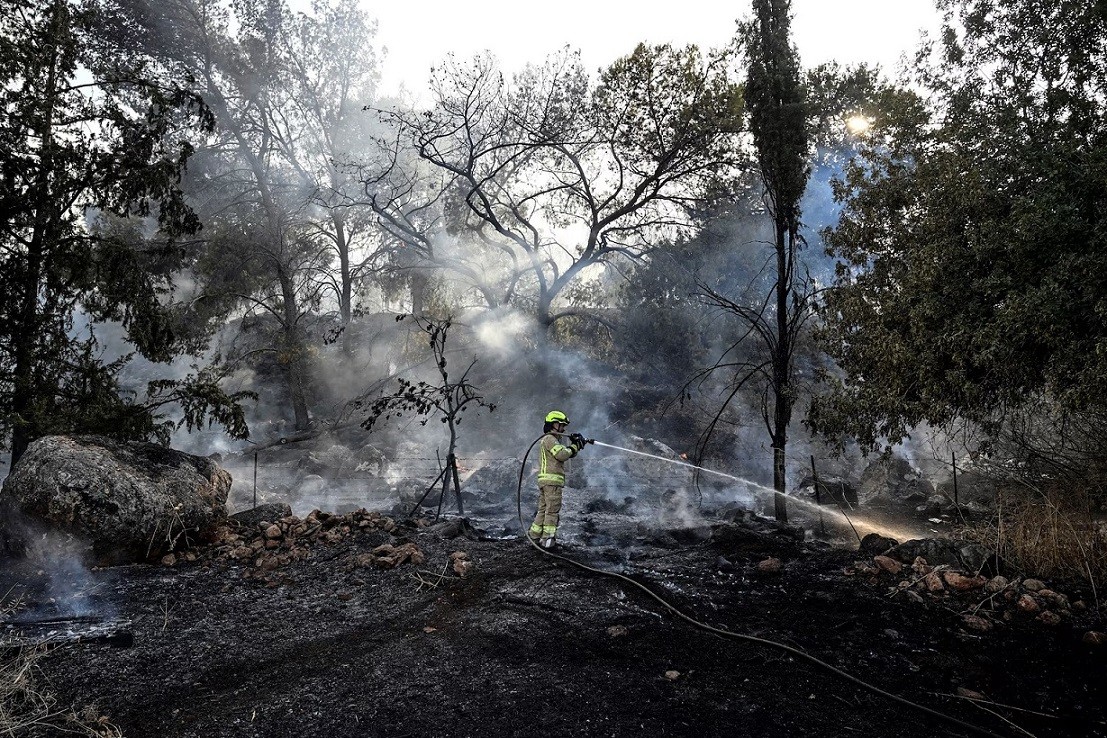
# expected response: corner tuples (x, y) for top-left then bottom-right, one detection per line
(884, 538), (999, 575)
(858, 455), (934, 509)
(1, 435), (232, 565)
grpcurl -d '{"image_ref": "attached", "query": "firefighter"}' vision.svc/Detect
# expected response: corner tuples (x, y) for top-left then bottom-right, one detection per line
(529, 410), (588, 549)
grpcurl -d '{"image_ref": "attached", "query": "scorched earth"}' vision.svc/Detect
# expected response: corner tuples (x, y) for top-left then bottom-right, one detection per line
(8, 502), (1106, 738)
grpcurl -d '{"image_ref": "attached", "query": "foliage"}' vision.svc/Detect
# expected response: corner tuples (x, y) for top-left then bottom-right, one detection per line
(743, 0), (809, 232)
(144, 364), (256, 443)
(0, 0), (247, 464)
(804, 62), (914, 167)
(127, 0), (384, 430)
(811, 0), (1107, 452)
(358, 315), (495, 434)
(367, 43), (746, 334)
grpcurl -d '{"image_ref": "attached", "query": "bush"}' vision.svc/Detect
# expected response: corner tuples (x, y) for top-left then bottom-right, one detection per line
(962, 484), (1107, 602)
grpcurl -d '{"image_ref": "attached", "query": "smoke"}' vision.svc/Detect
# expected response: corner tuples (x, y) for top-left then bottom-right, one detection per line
(22, 531), (103, 619)
(473, 308), (533, 357)
(0, 503), (110, 624)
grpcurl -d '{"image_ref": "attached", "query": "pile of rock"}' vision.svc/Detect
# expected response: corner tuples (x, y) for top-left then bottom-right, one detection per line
(172, 507), (426, 578)
(844, 544), (1103, 645)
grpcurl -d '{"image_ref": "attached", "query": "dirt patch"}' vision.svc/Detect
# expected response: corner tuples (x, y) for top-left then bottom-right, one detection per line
(5, 514), (1106, 738)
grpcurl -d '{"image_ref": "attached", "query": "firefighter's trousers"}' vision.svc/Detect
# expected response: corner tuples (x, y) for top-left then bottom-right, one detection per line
(529, 484), (563, 540)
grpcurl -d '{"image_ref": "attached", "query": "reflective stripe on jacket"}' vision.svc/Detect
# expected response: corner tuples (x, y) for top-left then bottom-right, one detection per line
(537, 432), (575, 487)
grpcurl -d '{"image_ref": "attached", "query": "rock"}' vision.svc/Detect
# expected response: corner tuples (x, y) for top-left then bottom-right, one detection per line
(230, 503), (292, 528)
(942, 572), (986, 592)
(397, 480), (441, 511)
(297, 474), (327, 497)
(607, 625), (628, 638)
(956, 686), (987, 700)
(264, 524), (283, 540)
(1082, 631), (1106, 646)
(450, 550), (473, 578)
(369, 542), (425, 569)
(664, 670), (681, 681)
(924, 572), (945, 592)
(858, 455), (934, 508)
(911, 556), (931, 575)
(795, 475), (859, 507)
(426, 518), (486, 540)
(984, 575), (1009, 594)
(917, 495), (949, 517)
(1037, 611), (1061, 626)
(873, 555), (903, 574)
(961, 615), (992, 633)
(900, 590), (926, 604)
(1, 435), (231, 565)
(858, 532), (898, 557)
(885, 538), (996, 574)
(1017, 594), (1041, 614)
(1022, 578), (1046, 592)
(935, 467), (1002, 508)
(756, 557), (783, 574)
(1036, 589), (1070, 611)
(461, 459), (522, 509)
(351, 443), (388, 477)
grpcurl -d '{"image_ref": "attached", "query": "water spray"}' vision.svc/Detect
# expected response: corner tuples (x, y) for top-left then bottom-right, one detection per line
(591, 440), (752, 485)
(587, 438), (921, 543)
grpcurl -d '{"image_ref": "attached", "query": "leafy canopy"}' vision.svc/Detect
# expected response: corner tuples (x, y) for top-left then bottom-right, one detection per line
(811, 0), (1107, 450)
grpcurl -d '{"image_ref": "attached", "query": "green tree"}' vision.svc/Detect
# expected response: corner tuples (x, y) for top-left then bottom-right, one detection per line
(811, 0), (1107, 453)
(0, 0), (247, 466)
(738, 0), (810, 522)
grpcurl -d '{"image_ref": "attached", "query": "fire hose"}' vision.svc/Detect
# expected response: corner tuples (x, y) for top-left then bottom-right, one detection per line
(514, 434), (1007, 738)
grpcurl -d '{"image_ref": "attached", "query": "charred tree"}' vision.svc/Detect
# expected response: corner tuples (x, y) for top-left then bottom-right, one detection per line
(357, 315), (495, 516)
(686, 0), (813, 523)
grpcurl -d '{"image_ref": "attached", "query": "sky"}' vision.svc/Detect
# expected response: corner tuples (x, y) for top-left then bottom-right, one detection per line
(368, 1), (944, 100)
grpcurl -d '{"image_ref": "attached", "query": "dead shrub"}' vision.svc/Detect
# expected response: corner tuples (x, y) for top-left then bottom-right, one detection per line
(961, 484), (1106, 604)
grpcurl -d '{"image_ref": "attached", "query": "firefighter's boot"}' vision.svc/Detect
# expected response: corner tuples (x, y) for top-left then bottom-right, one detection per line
(539, 536), (556, 550)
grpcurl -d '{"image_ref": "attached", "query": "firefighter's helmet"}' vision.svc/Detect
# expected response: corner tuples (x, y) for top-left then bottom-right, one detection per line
(545, 410), (569, 424)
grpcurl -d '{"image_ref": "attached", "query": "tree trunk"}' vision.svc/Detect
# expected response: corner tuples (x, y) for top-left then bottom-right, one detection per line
(334, 211), (352, 325)
(278, 269), (311, 430)
(771, 221), (791, 523)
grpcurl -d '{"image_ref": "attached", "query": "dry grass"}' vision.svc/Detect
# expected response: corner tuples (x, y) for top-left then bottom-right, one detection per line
(0, 592), (123, 737)
(961, 484), (1106, 607)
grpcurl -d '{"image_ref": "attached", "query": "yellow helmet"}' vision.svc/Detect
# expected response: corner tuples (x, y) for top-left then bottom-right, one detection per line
(545, 410), (569, 424)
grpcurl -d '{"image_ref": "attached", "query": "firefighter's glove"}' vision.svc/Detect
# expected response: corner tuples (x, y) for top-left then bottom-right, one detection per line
(569, 432), (586, 449)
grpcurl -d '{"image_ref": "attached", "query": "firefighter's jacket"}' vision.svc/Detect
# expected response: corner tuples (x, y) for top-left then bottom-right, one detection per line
(537, 432), (576, 487)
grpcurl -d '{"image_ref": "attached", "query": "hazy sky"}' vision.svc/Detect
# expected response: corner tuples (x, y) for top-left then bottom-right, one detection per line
(369, 1), (943, 99)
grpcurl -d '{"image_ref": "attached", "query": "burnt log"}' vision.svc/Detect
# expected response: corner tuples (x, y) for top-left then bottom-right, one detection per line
(1, 435), (231, 565)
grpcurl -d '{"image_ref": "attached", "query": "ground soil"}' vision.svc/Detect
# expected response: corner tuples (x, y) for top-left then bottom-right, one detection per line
(6, 507), (1105, 738)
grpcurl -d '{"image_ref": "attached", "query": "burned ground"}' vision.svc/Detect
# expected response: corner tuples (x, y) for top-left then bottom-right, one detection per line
(6, 510), (1105, 738)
